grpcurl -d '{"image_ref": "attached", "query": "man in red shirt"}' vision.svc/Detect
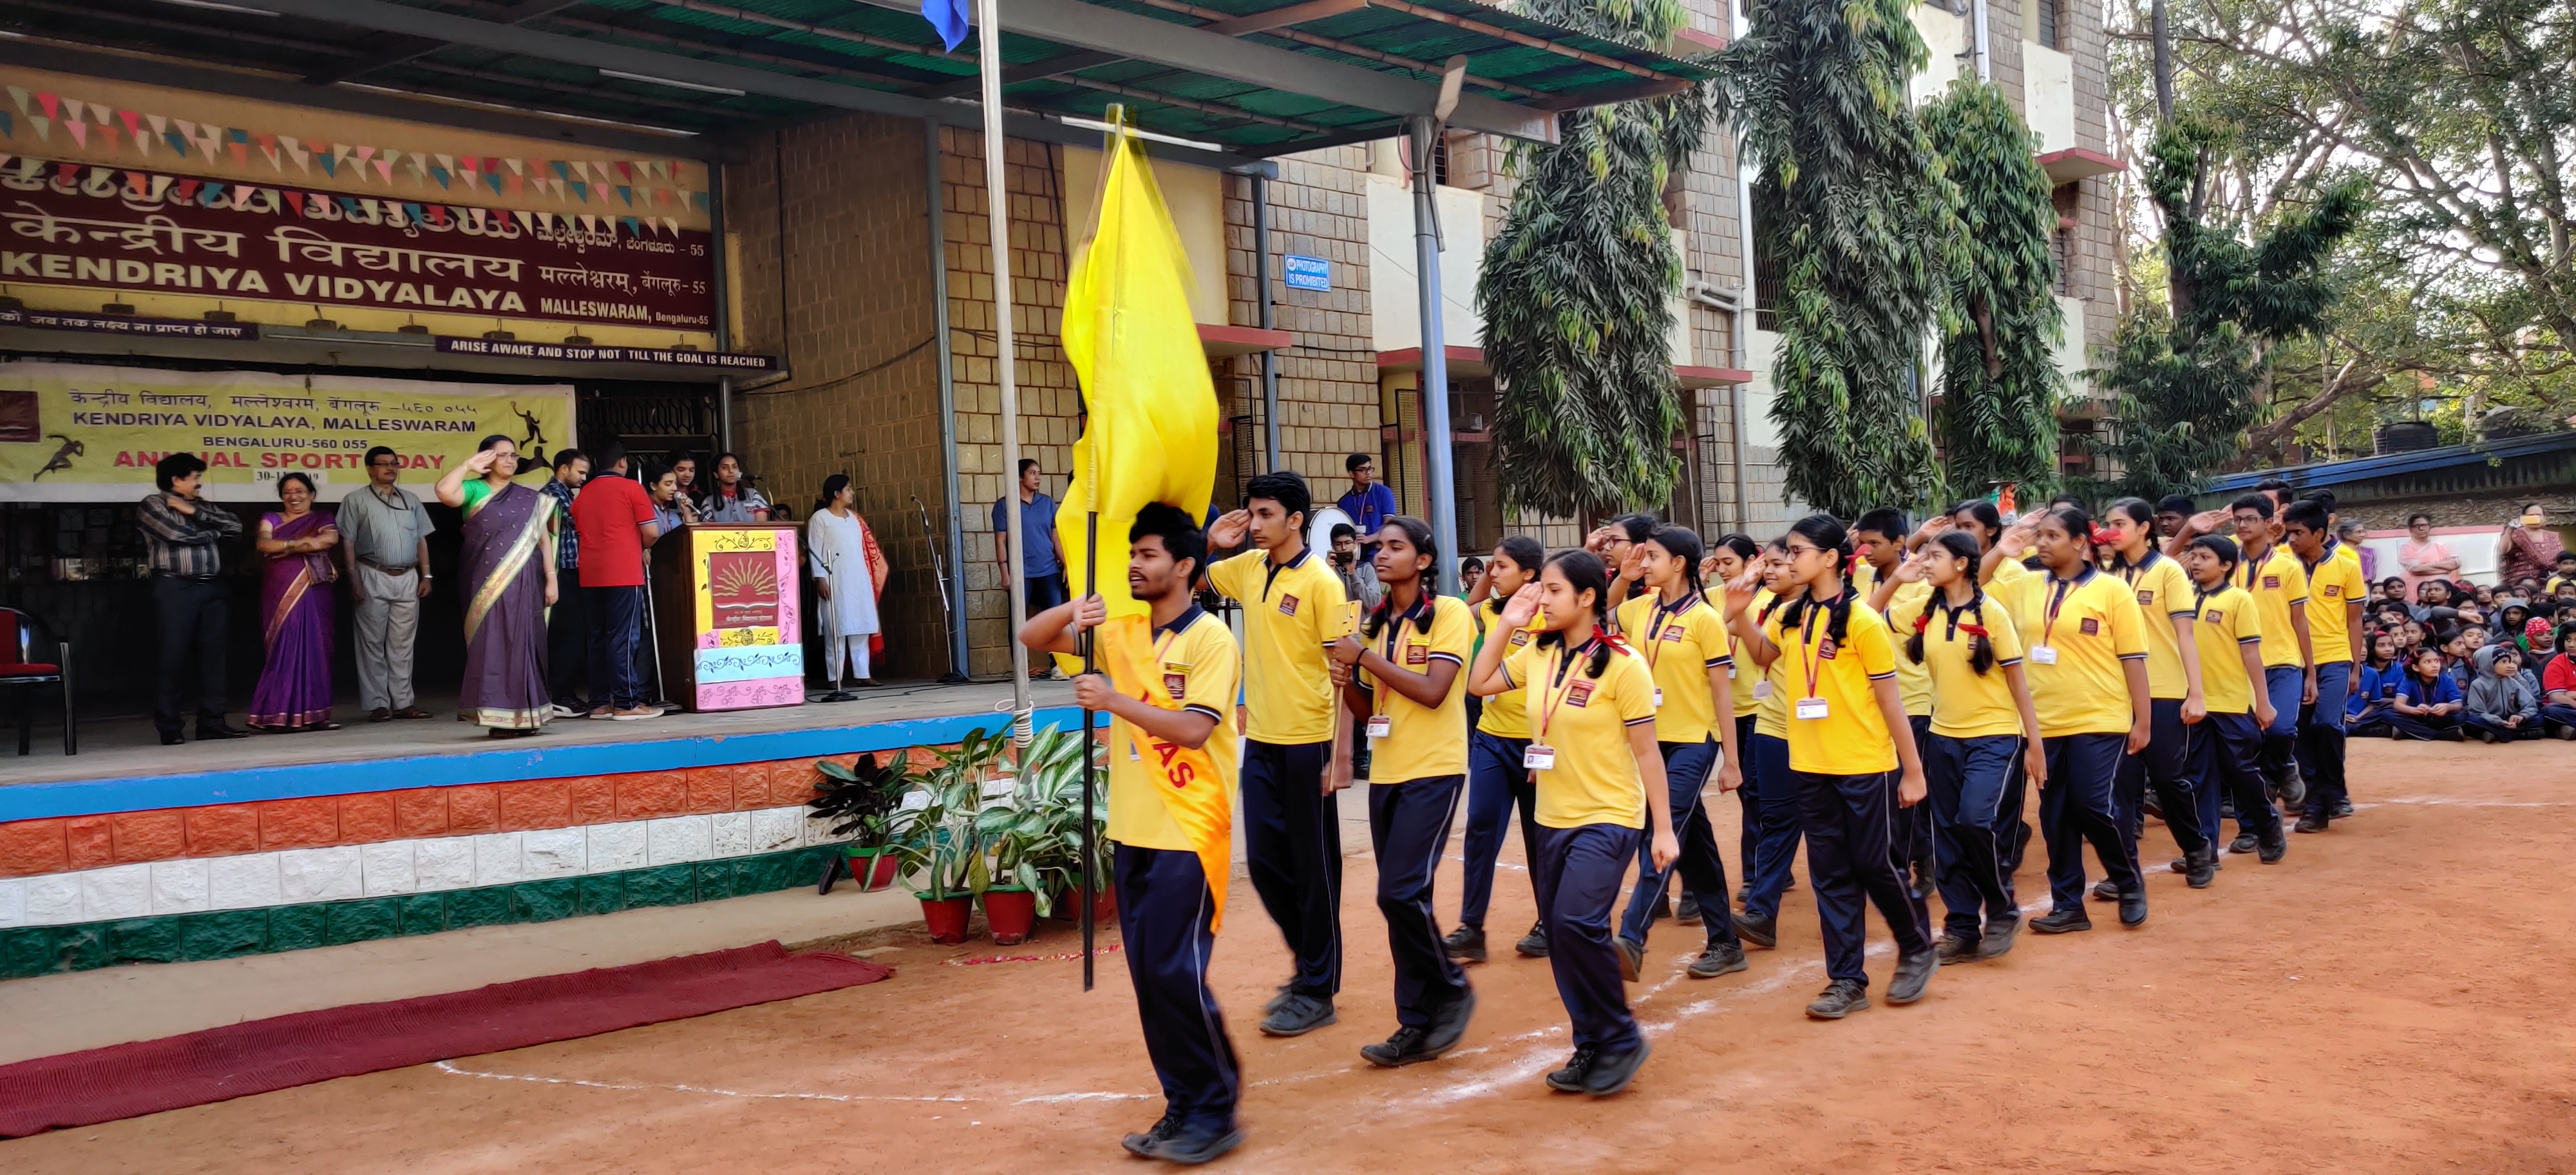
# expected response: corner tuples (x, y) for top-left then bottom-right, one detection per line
(570, 439), (663, 719)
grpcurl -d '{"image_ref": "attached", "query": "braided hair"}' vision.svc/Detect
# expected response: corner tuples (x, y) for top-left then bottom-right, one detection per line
(1484, 534), (1546, 624)
(1648, 525), (1706, 601)
(1905, 531), (1996, 674)
(1772, 513), (1857, 647)
(2103, 497), (2161, 575)
(1362, 515), (1439, 641)
(1714, 533), (1760, 564)
(1537, 548), (1618, 679)
(1948, 499), (2003, 550)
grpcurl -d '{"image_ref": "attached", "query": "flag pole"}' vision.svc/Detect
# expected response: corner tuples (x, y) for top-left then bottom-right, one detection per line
(975, 0), (1034, 754)
(1080, 508), (1098, 992)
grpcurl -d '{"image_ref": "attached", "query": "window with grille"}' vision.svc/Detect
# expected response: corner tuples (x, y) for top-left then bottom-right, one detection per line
(2052, 226), (2073, 295)
(2037, 0), (2061, 48)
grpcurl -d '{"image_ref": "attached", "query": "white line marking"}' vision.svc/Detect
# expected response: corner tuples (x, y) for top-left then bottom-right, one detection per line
(431, 1060), (1146, 1105)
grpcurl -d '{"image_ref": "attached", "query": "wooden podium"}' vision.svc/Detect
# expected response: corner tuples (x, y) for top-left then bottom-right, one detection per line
(648, 523), (806, 712)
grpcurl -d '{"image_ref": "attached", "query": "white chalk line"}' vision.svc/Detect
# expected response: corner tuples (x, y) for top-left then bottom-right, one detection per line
(431, 1060), (1146, 1106)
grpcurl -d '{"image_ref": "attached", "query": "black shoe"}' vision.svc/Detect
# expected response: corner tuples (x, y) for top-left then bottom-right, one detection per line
(1515, 921), (1550, 959)
(1133, 1121), (1244, 1165)
(1805, 979), (1870, 1019)
(1888, 946), (1938, 1005)
(1975, 916), (2022, 959)
(2275, 774), (2307, 808)
(2228, 832), (2260, 855)
(1545, 1046), (1600, 1093)
(2331, 797), (2355, 818)
(1421, 988), (1477, 1055)
(2184, 847), (2217, 889)
(1735, 881), (1751, 908)
(1687, 941), (1748, 979)
(2118, 886), (2148, 928)
(1732, 910), (1777, 950)
(1582, 1040), (1651, 1096)
(2259, 831), (2287, 864)
(2141, 791), (2164, 821)
(2090, 878), (2119, 902)
(2437, 727), (2466, 741)
(195, 723), (248, 740)
(2294, 812), (2328, 834)
(2219, 796), (2239, 820)
(2031, 908), (2092, 934)
(1936, 933), (1980, 964)
(2473, 728), (2498, 744)
(1259, 993), (1337, 1037)
(158, 731), (184, 746)
(1263, 982), (1295, 1015)
(1908, 860), (1935, 901)
(1121, 1115), (1179, 1158)
(1615, 935), (1645, 982)
(1360, 1026), (1441, 1068)
(1676, 894), (1703, 926)
(1442, 924), (1488, 964)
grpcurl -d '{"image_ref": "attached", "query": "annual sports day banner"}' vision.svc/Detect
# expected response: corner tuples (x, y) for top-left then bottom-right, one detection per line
(0, 361), (574, 503)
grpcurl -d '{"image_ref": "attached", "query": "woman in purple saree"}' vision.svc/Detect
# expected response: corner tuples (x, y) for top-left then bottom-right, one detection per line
(437, 435), (559, 736)
(247, 472), (340, 731)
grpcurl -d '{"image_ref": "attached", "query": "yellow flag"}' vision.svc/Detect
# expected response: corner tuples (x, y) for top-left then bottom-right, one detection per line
(1054, 115), (1218, 626)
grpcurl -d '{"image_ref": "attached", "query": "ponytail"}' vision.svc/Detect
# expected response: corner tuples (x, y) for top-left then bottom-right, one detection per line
(1649, 525), (1706, 602)
(1361, 515), (1439, 640)
(1905, 531), (1994, 673)
(1537, 549), (1617, 678)
(1774, 513), (1855, 647)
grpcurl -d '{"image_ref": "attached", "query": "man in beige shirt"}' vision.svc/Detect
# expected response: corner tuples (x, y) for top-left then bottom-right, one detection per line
(337, 446), (435, 721)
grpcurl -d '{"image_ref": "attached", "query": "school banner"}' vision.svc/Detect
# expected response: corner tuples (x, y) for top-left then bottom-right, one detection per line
(0, 361), (574, 502)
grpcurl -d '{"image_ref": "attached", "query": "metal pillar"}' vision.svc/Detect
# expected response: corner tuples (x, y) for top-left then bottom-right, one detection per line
(927, 117), (972, 682)
(975, 0), (1033, 735)
(1253, 171), (1281, 470)
(1406, 115), (1461, 595)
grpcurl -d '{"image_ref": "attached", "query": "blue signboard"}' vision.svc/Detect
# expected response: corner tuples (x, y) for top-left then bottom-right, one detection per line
(1283, 254), (1332, 292)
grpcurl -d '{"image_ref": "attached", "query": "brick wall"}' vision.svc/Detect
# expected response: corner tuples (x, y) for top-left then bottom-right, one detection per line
(1258, 146), (1383, 490)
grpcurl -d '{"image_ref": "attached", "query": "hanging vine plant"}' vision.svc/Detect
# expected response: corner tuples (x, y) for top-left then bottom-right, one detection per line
(1920, 78), (2065, 499)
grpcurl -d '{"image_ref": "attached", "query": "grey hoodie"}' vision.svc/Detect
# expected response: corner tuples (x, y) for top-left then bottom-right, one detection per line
(2465, 664), (2539, 723)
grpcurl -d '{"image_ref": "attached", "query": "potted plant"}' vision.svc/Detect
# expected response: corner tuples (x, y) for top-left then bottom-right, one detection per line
(992, 724), (1115, 924)
(884, 727), (1010, 943)
(806, 751), (908, 891)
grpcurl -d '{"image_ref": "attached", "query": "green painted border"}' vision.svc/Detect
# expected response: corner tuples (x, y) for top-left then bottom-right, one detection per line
(0, 845), (842, 981)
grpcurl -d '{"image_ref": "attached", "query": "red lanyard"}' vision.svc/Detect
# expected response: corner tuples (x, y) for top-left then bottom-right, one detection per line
(1642, 592), (1696, 671)
(1533, 638), (1596, 743)
(1797, 595), (1840, 700)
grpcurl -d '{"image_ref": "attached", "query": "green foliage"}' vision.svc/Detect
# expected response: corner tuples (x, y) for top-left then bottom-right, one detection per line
(1920, 80), (2065, 499)
(805, 751), (907, 850)
(1710, 0), (1955, 516)
(971, 725), (1107, 919)
(2101, 114), (2365, 493)
(882, 727), (1012, 901)
(1477, 0), (1700, 519)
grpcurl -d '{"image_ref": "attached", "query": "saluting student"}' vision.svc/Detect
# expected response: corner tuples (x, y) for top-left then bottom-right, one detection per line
(2284, 497), (2365, 834)
(2178, 534), (2288, 864)
(1202, 472), (1352, 1038)
(1703, 535), (1779, 916)
(1725, 514), (1937, 1020)
(1855, 507), (1937, 912)
(1331, 517), (1479, 1067)
(1450, 535), (1549, 962)
(1467, 550), (1677, 1096)
(1882, 531), (2046, 961)
(1019, 504), (1244, 1166)
(2099, 498), (2219, 891)
(2215, 493), (2316, 828)
(1994, 505), (2153, 933)
(1730, 540), (1806, 951)
(1608, 526), (1748, 981)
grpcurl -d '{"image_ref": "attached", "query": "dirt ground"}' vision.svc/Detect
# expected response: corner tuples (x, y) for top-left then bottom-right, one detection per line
(12, 739), (2576, 1174)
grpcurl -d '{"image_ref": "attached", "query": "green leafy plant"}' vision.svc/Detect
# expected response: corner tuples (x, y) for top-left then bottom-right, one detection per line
(972, 724), (1108, 918)
(1921, 79), (2065, 500)
(804, 750), (909, 852)
(884, 727), (1012, 901)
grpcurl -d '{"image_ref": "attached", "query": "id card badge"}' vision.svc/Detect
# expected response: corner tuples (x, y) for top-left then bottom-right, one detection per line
(1794, 697), (1830, 721)
(1726, 663), (1738, 679)
(1753, 680), (1774, 699)
(2029, 645), (2060, 665)
(1365, 715), (1392, 740)
(1653, 687), (1665, 708)
(1523, 744), (1557, 770)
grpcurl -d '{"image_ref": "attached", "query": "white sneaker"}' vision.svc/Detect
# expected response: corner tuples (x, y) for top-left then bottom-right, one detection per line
(549, 703), (582, 719)
(610, 704), (663, 721)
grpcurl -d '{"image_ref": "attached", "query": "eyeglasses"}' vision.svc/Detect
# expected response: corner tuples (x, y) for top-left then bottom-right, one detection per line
(1783, 543), (1825, 559)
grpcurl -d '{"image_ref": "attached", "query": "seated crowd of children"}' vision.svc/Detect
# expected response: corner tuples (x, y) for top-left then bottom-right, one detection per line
(2347, 560), (2576, 742)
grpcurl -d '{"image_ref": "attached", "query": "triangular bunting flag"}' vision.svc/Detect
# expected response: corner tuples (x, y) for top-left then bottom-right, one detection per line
(5, 88), (27, 117)
(549, 159), (569, 182)
(620, 215), (642, 238)
(485, 171), (503, 195)
(229, 138), (247, 166)
(319, 152), (337, 178)
(616, 185), (632, 205)
(0, 114), (12, 139)
(375, 158), (392, 182)
(93, 105), (113, 127)
(692, 190), (708, 211)
(31, 117), (49, 143)
(506, 157), (524, 176)
(570, 160), (589, 182)
(506, 173), (524, 196)
(579, 214), (598, 233)
(174, 117), (194, 140)
(429, 166), (449, 189)
(661, 216), (678, 235)
(355, 145), (375, 164)
(165, 131), (187, 155)
(571, 180), (588, 203)
(514, 209), (534, 231)
(61, 98), (84, 125)
(64, 119), (85, 148)
(36, 93), (59, 120)
(148, 114), (168, 136)
(548, 178), (565, 198)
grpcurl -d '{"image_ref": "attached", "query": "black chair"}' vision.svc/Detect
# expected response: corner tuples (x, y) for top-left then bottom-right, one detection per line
(0, 606), (73, 756)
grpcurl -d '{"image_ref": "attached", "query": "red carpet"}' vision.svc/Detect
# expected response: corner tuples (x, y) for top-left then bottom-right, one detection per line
(0, 941), (891, 1137)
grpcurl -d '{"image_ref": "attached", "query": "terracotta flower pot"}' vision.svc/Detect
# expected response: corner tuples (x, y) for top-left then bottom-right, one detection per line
(982, 887), (1037, 945)
(917, 893), (974, 944)
(1050, 882), (1117, 924)
(844, 846), (900, 892)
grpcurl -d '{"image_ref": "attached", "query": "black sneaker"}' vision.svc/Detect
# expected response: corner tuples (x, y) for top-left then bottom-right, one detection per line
(1805, 979), (1870, 1019)
(1545, 1046), (1600, 1093)
(1263, 982), (1295, 1015)
(2117, 886), (2148, 928)
(1421, 988), (1477, 1055)
(1732, 910), (1777, 950)
(2031, 908), (2092, 934)
(2259, 830), (2287, 864)
(1443, 924), (1488, 964)
(1515, 921), (1550, 959)
(2436, 727), (2466, 741)
(1121, 1115), (1180, 1158)
(1136, 1122), (1245, 1165)
(2274, 774), (2307, 808)
(1975, 916), (2021, 959)
(1259, 993), (1337, 1037)
(1909, 859), (1935, 901)
(1359, 1026), (1439, 1068)
(1888, 946), (1938, 1004)
(1736, 881), (1751, 908)
(1935, 933), (1980, 964)
(2090, 878), (2119, 902)
(1687, 941), (1748, 978)
(2473, 727), (2499, 744)
(1582, 1039), (1652, 1096)
(2184, 847), (2217, 889)
(2228, 832), (2260, 855)
(1676, 893), (1703, 926)
(2331, 797), (2356, 818)
(2220, 795), (2239, 820)
(1615, 935), (1645, 982)
(2294, 812), (2327, 834)
(2141, 791), (2164, 821)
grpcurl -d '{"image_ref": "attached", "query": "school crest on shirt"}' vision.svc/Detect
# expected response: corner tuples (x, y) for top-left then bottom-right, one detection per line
(2205, 608), (2226, 623)
(2322, 584), (2342, 598)
(1815, 637), (1839, 660)
(1162, 661), (1190, 700)
(1566, 679), (1596, 707)
(2080, 618), (2100, 636)
(2137, 589), (2155, 604)
(1662, 624), (1689, 642)
(2263, 575), (2281, 589)
(1405, 640), (1430, 666)
(1278, 593), (1300, 616)
(1508, 629), (1533, 647)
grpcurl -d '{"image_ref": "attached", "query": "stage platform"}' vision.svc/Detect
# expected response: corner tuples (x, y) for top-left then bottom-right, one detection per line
(0, 679), (1087, 823)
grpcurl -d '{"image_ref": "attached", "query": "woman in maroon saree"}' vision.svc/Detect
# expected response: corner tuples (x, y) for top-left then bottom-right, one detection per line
(247, 472), (341, 731)
(437, 436), (559, 736)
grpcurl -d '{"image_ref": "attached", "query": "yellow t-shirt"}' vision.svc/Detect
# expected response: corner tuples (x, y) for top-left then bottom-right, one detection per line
(2112, 552), (2199, 700)
(1204, 548), (1349, 744)
(1358, 596), (1472, 783)
(2186, 584), (2264, 714)
(2302, 542), (2367, 665)
(1614, 592), (1734, 745)
(1750, 590), (1792, 738)
(1473, 600), (1545, 740)
(2237, 544), (2311, 669)
(1764, 595), (1900, 776)
(1893, 588), (2029, 740)
(1105, 608), (1240, 851)
(2004, 569), (2148, 738)
(1504, 638), (1655, 829)
(1855, 562), (1935, 717)
(1989, 555), (2034, 591)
